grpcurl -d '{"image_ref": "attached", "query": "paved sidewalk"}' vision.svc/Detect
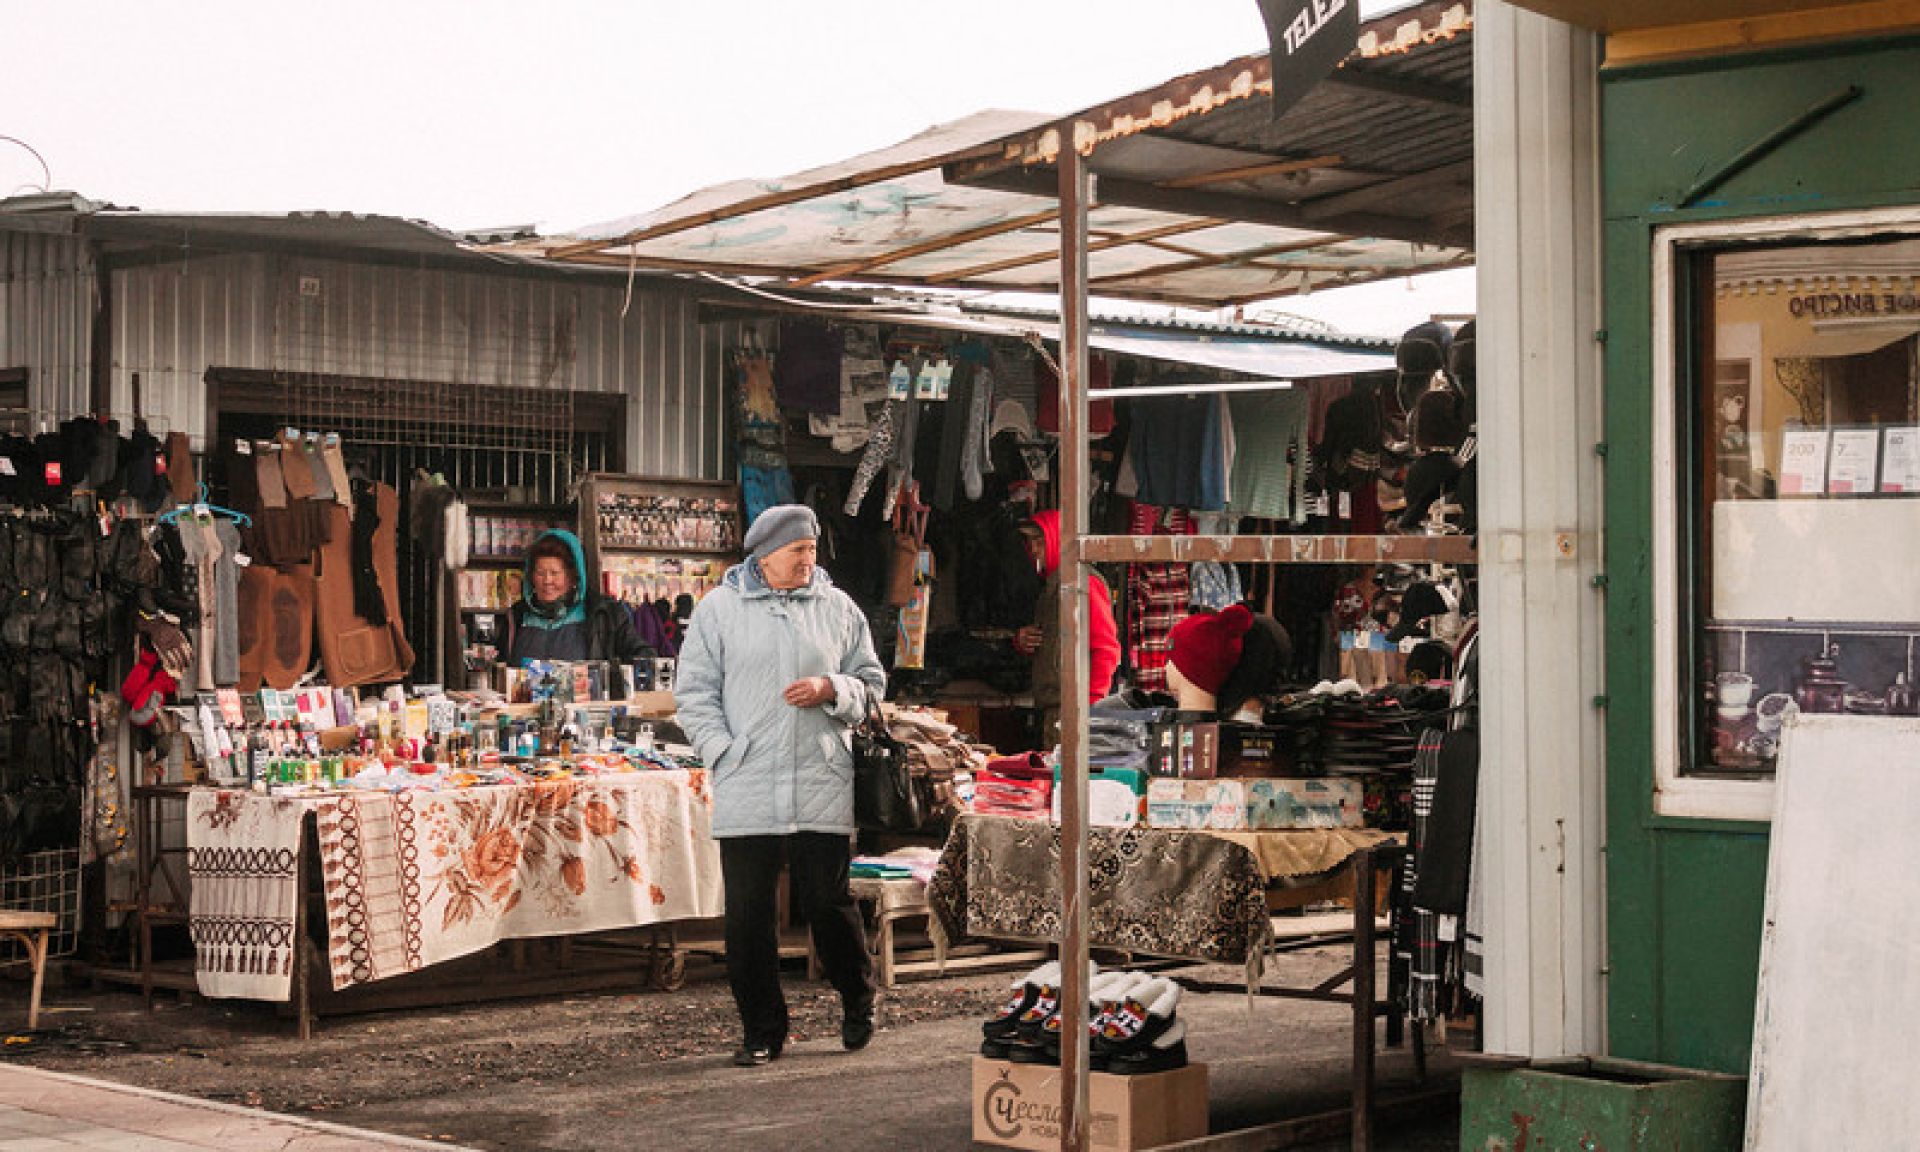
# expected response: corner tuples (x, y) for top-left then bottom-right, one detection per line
(0, 1063), (473, 1151)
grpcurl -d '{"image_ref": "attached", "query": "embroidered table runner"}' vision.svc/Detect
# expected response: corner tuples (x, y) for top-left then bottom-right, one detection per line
(188, 770), (723, 1000)
(187, 789), (304, 999)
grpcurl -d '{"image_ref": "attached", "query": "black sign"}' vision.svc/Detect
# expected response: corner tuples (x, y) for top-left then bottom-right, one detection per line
(1256, 0), (1360, 120)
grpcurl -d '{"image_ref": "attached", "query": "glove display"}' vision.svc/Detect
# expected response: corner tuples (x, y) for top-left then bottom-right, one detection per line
(134, 611), (195, 681)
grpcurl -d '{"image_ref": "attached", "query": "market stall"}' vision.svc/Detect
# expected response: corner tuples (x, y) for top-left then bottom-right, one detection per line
(184, 762), (721, 1032)
(501, 6), (1485, 1147)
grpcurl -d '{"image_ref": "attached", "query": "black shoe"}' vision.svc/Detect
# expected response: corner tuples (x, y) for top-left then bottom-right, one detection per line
(1005, 1040), (1059, 1066)
(732, 1042), (782, 1067)
(842, 1016), (874, 1051)
(1106, 1037), (1189, 1076)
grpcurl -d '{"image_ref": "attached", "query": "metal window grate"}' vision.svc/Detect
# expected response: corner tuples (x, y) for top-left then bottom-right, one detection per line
(0, 848), (81, 966)
(210, 371), (624, 683)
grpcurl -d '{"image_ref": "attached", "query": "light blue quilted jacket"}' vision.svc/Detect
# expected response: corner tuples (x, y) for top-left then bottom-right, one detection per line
(673, 560), (885, 838)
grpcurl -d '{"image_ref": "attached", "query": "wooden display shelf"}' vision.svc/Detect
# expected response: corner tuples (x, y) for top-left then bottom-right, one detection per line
(597, 542), (737, 556)
(579, 472), (742, 580)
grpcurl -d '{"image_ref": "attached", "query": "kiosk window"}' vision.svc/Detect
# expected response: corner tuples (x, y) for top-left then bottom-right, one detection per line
(1677, 232), (1920, 784)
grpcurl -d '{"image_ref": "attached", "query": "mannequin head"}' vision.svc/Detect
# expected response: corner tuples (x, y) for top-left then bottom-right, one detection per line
(1164, 659), (1218, 713)
(1167, 605), (1254, 717)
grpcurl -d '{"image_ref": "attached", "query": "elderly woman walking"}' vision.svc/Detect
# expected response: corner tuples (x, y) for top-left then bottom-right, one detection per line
(674, 504), (887, 1066)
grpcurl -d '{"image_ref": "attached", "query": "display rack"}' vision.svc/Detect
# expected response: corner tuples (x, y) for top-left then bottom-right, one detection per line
(577, 473), (742, 609)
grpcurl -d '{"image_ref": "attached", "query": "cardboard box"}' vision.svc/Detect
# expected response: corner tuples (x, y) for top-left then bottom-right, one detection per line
(1245, 777), (1365, 829)
(1149, 719), (1219, 779)
(1145, 778), (1249, 830)
(631, 690), (678, 716)
(972, 1057), (1208, 1151)
(1218, 723), (1285, 777)
(1051, 775), (1143, 828)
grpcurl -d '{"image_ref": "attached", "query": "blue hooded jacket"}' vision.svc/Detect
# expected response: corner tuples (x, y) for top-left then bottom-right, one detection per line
(509, 529), (652, 667)
(674, 559), (885, 837)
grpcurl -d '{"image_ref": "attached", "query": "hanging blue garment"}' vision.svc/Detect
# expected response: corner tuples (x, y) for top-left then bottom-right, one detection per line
(1128, 393), (1226, 510)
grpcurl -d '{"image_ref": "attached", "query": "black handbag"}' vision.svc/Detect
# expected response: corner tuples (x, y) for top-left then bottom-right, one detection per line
(852, 697), (924, 832)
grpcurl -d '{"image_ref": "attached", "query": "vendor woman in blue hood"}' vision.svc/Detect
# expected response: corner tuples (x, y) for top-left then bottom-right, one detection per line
(509, 529), (654, 668)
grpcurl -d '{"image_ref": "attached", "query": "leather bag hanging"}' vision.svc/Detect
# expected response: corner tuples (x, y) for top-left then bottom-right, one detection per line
(852, 694), (923, 833)
(885, 480), (930, 608)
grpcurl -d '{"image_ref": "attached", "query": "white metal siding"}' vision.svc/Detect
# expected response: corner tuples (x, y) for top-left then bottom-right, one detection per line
(109, 253), (737, 480)
(1474, 0), (1608, 1060)
(0, 231), (94, 421)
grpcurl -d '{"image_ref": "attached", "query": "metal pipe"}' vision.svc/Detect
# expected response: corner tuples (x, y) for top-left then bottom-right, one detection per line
(1057, 143), (1094, 1152)
(1677, 85), (1862, 209)
(1351, 847), (1377, 1152)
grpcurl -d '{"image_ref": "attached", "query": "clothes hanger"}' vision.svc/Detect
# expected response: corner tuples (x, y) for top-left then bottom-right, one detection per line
(157, 483), (253, 528)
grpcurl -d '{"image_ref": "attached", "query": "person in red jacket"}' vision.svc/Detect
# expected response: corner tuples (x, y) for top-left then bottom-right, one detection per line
(1012, 509), (1122, 745)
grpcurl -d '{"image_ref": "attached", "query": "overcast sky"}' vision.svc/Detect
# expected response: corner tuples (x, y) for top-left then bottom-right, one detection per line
(5, 0), (1473, 337)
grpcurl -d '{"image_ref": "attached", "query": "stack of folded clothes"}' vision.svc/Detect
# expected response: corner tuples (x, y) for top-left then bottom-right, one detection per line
(1088, 703), (1165, 776)
(972, 752), (1054, 819)
(849, 846), (941, 884)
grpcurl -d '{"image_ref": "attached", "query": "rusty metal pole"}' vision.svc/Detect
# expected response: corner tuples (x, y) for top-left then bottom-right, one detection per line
(1056, 140), (1094, 1152)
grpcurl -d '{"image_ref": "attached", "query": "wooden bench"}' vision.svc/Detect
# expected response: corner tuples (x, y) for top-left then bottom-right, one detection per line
(0, 910), (56, 1031)
(847, 875), (1048, 987)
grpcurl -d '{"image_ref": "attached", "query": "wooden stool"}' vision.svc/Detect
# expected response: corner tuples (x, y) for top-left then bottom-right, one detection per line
(0, 910), (56, 1031)
(849, 877), (931, 988)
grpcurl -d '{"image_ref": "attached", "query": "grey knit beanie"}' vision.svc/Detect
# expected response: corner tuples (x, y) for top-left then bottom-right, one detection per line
(744, 504), (819, 561)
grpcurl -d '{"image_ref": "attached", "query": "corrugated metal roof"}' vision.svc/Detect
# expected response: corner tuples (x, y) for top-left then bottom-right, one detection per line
(0, 198), (616, 280)
(510, 2), (1474, 309)
(959, 301), (1392, 349)
(697, 295), (1393, 380)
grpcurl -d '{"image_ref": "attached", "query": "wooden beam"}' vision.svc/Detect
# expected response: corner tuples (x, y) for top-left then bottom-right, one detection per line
(1089, 237), (1337, 286)
(788, 206), (1062, 288)
(1135, 239), (1219, 260)
(963, 166), (1472, 251)
(543, 136), (1016, 260)
(925, 217), (1226, 284)
(1300, 159), (1476, 222)
(1213, 254), (1475, 307)
(1603, 0), (1920, 65)
(1079, 534), (1478, 565)
(1163, 154), (1345, 189)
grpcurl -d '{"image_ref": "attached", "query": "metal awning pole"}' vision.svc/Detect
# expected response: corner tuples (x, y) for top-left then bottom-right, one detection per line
(1056, 142), (1094, 1152)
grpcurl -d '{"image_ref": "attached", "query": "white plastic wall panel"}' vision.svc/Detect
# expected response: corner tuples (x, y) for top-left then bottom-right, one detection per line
(0, 231), (94, 420)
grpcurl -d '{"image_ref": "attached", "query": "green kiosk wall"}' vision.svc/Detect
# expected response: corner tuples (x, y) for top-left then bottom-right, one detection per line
(1602, 34), (1920, 1073)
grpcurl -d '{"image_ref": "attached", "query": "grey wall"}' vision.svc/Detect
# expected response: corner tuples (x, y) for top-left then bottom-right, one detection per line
(104, 251), (746, 480)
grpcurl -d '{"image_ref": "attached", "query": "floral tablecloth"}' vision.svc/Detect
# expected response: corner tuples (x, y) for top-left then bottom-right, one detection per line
(927, 814), (1393, 967)
(188, 770), (723, 1000)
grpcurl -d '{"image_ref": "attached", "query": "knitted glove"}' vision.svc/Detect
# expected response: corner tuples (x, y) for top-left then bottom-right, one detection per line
(135, 612), (194, 680)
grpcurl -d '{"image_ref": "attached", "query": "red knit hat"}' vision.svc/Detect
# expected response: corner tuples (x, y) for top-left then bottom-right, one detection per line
(1168, 604), (1254, 696)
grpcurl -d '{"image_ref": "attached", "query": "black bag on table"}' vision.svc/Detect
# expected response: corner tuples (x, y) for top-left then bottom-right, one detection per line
(852, 693), (924, 833)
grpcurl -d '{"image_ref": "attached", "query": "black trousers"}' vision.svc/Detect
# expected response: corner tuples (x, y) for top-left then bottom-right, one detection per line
(720, 832), (876, 1046)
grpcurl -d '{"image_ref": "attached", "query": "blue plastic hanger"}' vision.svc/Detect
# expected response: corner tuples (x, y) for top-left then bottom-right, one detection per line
(157, 482), (253, 528)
